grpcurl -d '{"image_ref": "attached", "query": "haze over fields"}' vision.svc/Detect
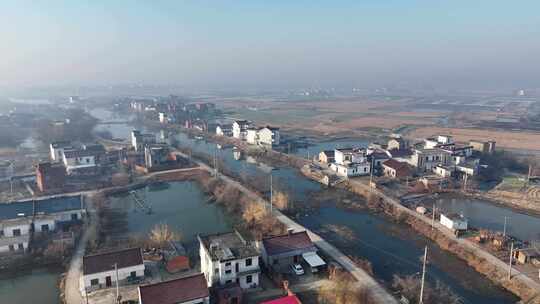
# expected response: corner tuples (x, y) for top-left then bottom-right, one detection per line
(1, 1), (540, 90)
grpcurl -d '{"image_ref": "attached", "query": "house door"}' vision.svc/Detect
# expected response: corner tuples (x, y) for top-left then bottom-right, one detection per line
(105, 276), (112, 287)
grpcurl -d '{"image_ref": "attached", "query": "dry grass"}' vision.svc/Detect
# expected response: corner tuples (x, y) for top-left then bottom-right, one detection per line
(408, 127), (540, 151)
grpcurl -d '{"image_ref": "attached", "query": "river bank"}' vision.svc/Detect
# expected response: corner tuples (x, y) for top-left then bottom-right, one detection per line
(171, 127), (539, 303)
(89, 107), (529, 303)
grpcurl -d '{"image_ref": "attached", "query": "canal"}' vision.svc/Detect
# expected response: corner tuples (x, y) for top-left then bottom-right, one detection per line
(89, 107), (528, 303)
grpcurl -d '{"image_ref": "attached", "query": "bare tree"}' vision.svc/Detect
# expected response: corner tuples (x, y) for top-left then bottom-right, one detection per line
(148, 223), (181, 248)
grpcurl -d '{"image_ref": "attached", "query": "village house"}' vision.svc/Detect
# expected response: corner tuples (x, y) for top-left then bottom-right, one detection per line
(368, 151), (390, 169)
(437, 143), (474, 165)
(387, 136), (406, 151)
(216, 124), (233, 137)
(159, 112), (170, 124)
(232, 120), (251, 140)
(433, 164), (453, 178)
(334, 148), (366, 165)
(440, 213), (468, 233)
(382, 159), (412, 179)
(80, 247), (145, 293)
(407, 148), (452, 173)
(50, 141), (74, 162)
(425, 135), (454, 149)
(138, 273), (210, 304)
(246, 127), (260, 145)
(514, 248), (540, 265)
(198, 231), (260, 290)
(36, 162), (66, 192)
(0, 195), (85, 254)
(331, 148), (370, 177)
(62, 149), (97, 174)
(318, 150), (335, 164)
(144, 144), (172, 170)
(259, 230), (324, 273)
(131, 130), (157, 152)
(258, 126), (280, 146)
(469, 140), (496, 154)
(331, 162), (371, 177)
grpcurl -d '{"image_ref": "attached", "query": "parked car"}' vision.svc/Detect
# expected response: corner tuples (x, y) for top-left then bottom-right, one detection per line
(291, 263), (304, 275)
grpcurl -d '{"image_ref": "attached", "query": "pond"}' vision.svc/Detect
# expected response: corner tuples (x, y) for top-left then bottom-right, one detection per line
(107, 181), (233, 244)
(0, 268), (61, 304)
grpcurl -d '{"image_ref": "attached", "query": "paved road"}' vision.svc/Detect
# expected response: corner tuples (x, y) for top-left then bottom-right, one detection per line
(65, 200), (95, 304)
(177, 150), (398, 304)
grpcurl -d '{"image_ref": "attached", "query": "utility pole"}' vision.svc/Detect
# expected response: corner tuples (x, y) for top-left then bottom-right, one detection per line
(114, 263), (120, 304)
(431, 204), (436, 230)
(270, 172), (273, 213)
(419, 246), (428, 304)
(508, 242), (514, 280)
(527, 164), (532, 185)
(503, 216), (508, 237)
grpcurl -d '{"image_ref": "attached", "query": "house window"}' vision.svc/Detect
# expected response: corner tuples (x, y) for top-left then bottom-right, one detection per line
(245, 258), (252, 267)
(226, 280), (232, 284)
(12, 229), (21, 236)
(18, 243), (24, 250)
(214, 268), (219, 274)
(246, 275), (253, 284)
(90, 279), (99, 286)
(130, 271), (137, 278)
(0, 230), (4, 237)
(225, 262), (231, 267)
(225, 269), (232, 274)
(71, 213), (78, 220)
(8, 244), (14, 251)
(41, 224), (49, 232)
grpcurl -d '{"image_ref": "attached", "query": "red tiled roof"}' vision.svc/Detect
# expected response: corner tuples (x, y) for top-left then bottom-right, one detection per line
(262, 231), (314, 256)
(166, 255), (190, 273)
(386, 148), (412, 158)
(139, 274), (209, 304)
(83, 248), (143, 275)
(382, 159), (412, 177)
(260, 295), (302, 304)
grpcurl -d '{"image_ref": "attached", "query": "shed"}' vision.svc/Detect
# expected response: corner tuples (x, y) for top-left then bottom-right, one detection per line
(302, 252), (326, 273)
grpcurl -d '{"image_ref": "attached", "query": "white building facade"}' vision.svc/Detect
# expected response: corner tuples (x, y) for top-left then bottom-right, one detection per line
(81, 248), (145, 293)
(198, 231), (260, 289)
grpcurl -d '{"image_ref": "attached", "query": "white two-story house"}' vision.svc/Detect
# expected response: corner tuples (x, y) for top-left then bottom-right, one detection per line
(198, 231), (260, 289)
(258, 126), (280, 146)
(331, 148), (371, 177)
(232, 120), (250, 140)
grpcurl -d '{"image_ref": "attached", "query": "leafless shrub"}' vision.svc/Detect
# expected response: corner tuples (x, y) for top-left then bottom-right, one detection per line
(318, 272), (375, 304)
(148, 223), (181, 248)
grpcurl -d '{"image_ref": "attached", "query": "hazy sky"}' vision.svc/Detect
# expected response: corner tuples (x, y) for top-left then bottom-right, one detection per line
(1, 1), (539, 89)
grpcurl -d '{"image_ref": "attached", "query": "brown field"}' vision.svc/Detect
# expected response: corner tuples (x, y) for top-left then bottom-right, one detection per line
(408, 127), (540, 151)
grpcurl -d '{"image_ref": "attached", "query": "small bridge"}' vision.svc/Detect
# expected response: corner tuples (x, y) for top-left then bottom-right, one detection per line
(130, 190), (152, 214)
